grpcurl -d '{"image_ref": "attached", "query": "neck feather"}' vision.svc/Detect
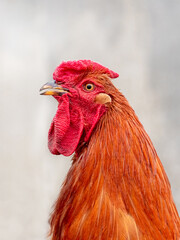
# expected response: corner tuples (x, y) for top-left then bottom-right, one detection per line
(49, 91), (180, 239)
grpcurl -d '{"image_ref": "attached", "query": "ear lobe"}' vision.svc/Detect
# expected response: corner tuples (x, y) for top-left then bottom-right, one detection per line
(95, 93), (111, 104)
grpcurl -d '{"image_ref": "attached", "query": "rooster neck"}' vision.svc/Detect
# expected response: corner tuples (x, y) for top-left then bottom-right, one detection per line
(49, 93), (180, 239)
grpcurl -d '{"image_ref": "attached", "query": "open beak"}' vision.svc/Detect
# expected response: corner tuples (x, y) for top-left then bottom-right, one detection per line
(40, 80), (69, 96)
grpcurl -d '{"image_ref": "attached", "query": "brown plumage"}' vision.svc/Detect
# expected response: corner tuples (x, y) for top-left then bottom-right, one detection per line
(40, 60), (180, 239)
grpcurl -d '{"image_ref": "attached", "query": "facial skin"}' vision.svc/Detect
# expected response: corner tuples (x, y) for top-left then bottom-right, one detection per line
(40, 77), (112, 156)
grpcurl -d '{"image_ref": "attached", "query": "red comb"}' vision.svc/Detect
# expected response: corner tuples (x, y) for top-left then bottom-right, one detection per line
(53, 60), (119, 82)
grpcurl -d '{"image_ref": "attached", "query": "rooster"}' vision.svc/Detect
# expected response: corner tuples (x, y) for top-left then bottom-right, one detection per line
(40, 60), (180, 240)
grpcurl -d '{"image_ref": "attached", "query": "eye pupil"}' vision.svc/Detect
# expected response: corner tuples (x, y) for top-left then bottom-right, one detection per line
(87, 84), (92, 89)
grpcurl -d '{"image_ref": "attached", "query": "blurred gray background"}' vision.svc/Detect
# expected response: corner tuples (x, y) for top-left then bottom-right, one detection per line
(0, 0), (180, 239)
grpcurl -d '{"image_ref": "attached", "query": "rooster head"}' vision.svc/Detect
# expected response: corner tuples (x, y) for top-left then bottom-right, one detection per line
(40, 60), (119, 156)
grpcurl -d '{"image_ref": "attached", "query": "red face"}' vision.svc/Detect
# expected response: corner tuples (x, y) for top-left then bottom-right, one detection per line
(40, 60), (118, 156)
(40, 78), (108, 156)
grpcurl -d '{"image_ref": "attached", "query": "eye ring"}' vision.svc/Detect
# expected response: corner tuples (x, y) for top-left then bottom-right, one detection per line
(84, 83), (95, 91)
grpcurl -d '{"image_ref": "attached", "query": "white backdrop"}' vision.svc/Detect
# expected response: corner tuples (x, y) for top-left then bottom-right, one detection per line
(0, 0), (180, 239)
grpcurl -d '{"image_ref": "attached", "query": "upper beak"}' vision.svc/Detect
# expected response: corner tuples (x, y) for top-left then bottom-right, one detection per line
(40, 80), (69, 96)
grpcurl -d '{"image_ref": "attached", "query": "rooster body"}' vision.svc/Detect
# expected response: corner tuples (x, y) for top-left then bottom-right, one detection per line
(40, 60), (180, 239)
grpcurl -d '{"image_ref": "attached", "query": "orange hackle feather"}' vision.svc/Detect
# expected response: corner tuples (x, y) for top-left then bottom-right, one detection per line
(49, 74), (180, 239)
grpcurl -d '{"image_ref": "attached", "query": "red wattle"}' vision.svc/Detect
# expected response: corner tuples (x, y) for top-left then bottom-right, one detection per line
(48, 94), (106, 156)
(48, 94), (83, 156)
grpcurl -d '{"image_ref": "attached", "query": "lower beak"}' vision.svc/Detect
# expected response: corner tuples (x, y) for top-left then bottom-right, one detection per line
(40, 80), (69, 96)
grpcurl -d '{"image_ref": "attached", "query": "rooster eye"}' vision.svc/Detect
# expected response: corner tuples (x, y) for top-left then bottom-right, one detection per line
(84, 83), (95, 91)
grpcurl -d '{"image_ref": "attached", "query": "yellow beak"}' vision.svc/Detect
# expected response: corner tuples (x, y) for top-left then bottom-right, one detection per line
(40, 80), (69, 96)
